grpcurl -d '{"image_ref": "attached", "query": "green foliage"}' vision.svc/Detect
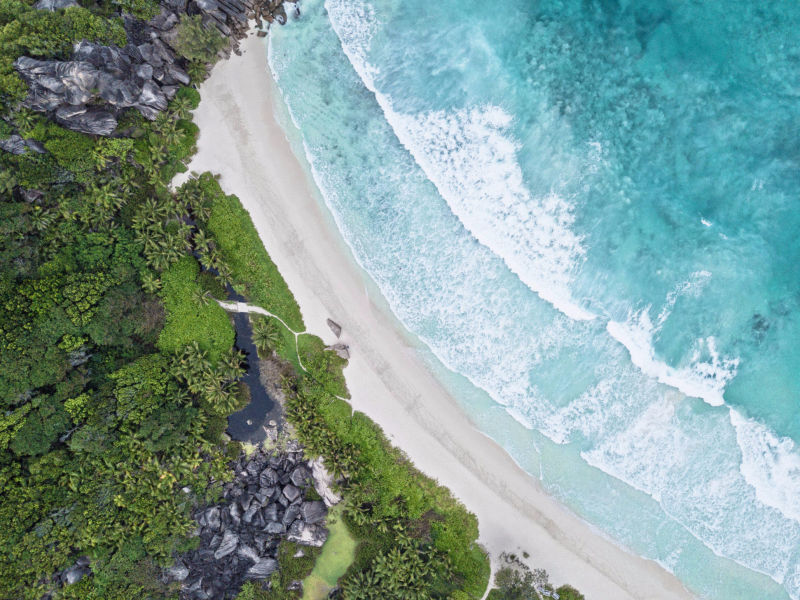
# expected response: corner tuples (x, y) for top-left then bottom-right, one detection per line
(555, 585), (585, 600)
(285, 375), (488, 598)
(196, 173), (304, 330)
(252, 314), (284, 357)
(297, 334), (349, 398)
(157, 256), (234, 361)
(171, 14), (226, 63)
(485, 554), (579, 600)
(0, 4), (250, 599)
(111, 0), (160, 19)
(9, 394), (70, 456)
(41, 124), (95, 179)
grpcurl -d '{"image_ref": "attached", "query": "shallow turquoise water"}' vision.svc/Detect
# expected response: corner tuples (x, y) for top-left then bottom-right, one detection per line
(268, 1), (800, 597)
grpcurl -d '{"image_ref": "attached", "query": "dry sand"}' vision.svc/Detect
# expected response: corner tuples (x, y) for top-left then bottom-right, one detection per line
(177, 31), (695, 600)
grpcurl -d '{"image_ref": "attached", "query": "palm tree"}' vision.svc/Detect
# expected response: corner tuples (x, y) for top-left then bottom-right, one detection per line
(153, 113), (172, 135)
(192, 288), (211, 306)
(163, 126), (183, 148)
(216, 261), (233, 287)
(141, 271), (161, 294)
(170, 95), (194, 120)
(13, 107), (36, 134)
(252, 318), (282, 356)
(91, 183), (124, 212)
(222, 349), (246, 380)
(192, 229), (212, 254)
(187, 60), (208, 83)
(0, 169), (17, 196)
(30, 207), (55, 232)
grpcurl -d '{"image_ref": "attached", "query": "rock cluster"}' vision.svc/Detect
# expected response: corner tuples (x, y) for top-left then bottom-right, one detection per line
(172, 444), (330, 600)
(12, 0), (296, 137)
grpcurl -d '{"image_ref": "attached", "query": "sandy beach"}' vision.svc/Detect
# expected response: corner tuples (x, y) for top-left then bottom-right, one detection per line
(178, 31), (694, 600)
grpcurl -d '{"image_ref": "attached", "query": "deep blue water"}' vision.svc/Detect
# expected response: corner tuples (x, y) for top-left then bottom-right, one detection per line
(267, 1), (800, 597)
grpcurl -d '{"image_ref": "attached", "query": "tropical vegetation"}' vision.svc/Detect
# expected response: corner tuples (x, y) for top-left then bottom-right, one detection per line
(0, 0), (585, 597)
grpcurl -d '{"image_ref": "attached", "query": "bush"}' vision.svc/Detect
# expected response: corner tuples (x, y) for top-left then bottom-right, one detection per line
(172, 14), (227, 63)
(555, 584), (585, 600)
(156, 256), (234, 361)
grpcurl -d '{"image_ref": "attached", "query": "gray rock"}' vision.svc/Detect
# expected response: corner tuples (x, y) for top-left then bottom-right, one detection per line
(167, 63), (190, 85)
(326, 343), (350, 360)
(205, 507), (221, 531)
(259, 468), (278, 487)
(63, 565), (90, 585)
(229, 502), (241, 525)
(289, 465), (310, 488)
(194, 0), (220, 11)
(0, 134), (45, 155)
(282, 484), (300, 503)
(238, 494), (253, 513)
(213, 530), (239, 559)
(282, 504), (300, 527)
(243, 503), (259, 524)
(286, 521), (327, 547)
(20, 188), (44, 203)
(300, 501), (327, 525)
(237, 544), (259, 564)
(262, 503), (278, 522)
(33, 0), (77, 10)
(135, 62), (154, 81)
(55, 107), (117, 136)
(149, 10), (179, 31)
(264, 521), (285, 534)
(246, 558), (278, 579)
(137, 43), (162, 67)
(167, 561), (189, 581)
(326, 319), (342, 338)
(310, 457), (342, 507)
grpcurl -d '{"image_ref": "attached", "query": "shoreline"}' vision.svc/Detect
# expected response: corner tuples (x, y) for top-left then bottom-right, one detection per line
(178, 30), (694, 600)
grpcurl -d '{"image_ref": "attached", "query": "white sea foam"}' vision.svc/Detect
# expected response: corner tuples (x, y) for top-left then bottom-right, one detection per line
(607, 317), (738, 407)
(731, 409), (800, 524)
(581, 387), (800, 588)
(606, 270), (739, 407)
(325, 0), (595, 322)
(271, 7), (800, 597)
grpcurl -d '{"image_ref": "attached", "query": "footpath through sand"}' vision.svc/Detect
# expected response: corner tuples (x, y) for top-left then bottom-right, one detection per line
(176, 30), (694, 600)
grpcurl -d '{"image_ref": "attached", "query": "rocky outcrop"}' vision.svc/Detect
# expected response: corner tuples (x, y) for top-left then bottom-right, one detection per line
(171, 443), (331, 600)
(16, 0), (296, 136)
(13, 35), (186, 134)
(0, 134), (45, 155)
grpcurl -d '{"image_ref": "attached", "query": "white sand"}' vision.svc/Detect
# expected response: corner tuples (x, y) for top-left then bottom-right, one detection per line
(179, 32), (694, 600)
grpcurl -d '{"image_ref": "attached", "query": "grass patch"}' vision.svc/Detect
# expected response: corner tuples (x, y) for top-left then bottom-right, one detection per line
(297, 334), (349, 398)
(156, 256), (234, 361)
(302, 505), (357, 599)
(199, 174), (304, 331)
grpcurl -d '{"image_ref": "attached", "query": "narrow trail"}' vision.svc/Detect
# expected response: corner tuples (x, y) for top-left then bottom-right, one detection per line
(216, 299), (310, 372)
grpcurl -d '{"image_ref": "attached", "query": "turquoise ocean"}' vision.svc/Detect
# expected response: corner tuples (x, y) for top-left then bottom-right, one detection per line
(267, 1), (800, 598)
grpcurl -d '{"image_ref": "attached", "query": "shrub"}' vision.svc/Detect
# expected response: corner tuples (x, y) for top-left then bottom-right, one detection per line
(172, 14), (227, 63)
(555, 585), (585, 600)
(156, 256), (234, 361)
